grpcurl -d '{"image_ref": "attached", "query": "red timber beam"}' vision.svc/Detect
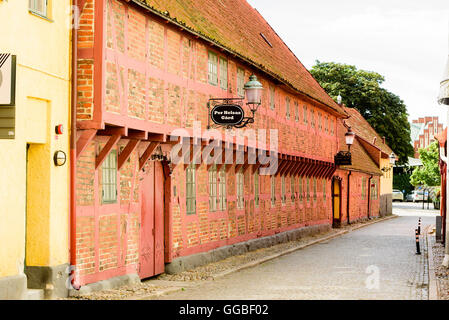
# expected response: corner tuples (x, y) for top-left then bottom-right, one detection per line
(315, 161), (327, 178)
(242, 147), (257, 173)
(297, 158), (311, 177)
(292, 158), (306, 176)
(318, 163), (330, 179)
(280, 158), (294, 176)
(276, 156), (290, 175)
(118, 139), (140, 170)
(76, 129), (97, 159)
(95, 134), (121, 169)
(302, 159), (316, 177)
(235, 150), (248, 173)
(285, 157), (299, 176)
(326, 165), (337, 179)
(139, 141), (159, 170)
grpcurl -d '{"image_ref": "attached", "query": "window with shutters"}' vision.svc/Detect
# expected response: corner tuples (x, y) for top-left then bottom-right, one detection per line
(208, 51), (218, 86)
(219, 57), (228, 90)
(186, 164), (196, 215)
(102, 150), (117, 204)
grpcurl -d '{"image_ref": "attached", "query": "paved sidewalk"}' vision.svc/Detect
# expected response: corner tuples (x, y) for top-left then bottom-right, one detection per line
(66, 216), (395, 300)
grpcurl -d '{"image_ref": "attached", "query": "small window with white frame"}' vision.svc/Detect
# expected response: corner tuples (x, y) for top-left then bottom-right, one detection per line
(208, 51), (218, 86)
(270, 85), (275, 110)
(281, 175), (286, 205)
(271, 175), (276, 207)
(29, 0), (49, 18)
(219, 57), (228, 90)
(102, 150), (117, 204)
(237, 67), (245, 97)
(236, 169), (244, 209)
(186, 164), (196, 215)
(294, 101), (299, 122)
(285, 97), (290, 120)
(209, 165), (218, 212)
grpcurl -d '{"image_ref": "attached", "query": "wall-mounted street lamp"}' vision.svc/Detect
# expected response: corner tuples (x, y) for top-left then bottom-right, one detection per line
(207, 74), (264, 129)
(335, 126), (355, 165)
(381, 152), (396, 172)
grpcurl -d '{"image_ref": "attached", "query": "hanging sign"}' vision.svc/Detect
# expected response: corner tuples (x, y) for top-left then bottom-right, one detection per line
(211, 104), (244, 126)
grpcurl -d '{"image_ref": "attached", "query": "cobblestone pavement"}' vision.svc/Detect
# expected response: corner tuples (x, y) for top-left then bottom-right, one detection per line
(153, 203), (437, 300)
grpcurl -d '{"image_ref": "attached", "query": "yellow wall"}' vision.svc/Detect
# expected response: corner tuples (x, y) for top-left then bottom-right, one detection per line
(0, 0), (71, 277)
(380, 157), (393, 195)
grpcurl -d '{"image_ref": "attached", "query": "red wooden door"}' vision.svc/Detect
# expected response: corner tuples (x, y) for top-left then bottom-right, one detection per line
(139, 161), (165, 279)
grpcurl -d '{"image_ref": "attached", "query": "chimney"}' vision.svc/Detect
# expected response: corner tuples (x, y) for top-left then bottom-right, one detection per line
(382, 136), (386, 144)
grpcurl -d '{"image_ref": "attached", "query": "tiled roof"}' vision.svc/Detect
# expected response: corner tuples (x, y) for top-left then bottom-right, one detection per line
(343, 106), (393, 156)
(132, 0), (347, 117)
(436, 127), (447, 146)
(337, 120), (383, 175)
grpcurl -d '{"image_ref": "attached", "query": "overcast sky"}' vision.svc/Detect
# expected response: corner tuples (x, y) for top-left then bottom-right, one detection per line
(247, 0), (449, 125)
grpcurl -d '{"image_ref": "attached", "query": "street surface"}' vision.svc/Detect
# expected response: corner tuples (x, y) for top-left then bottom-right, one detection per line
(155, 202), (438, 300)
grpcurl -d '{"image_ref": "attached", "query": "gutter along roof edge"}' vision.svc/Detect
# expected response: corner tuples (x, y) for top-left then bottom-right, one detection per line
(130, 0), (347, 118)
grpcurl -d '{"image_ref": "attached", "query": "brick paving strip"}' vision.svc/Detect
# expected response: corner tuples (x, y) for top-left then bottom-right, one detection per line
(427, 225), (449, 300)
(426, 226), (439, 300)
(65, 215), (398, 300)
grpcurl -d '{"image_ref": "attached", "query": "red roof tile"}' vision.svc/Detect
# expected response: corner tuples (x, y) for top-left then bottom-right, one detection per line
(132, 0), (347, 116)
(343, 106), (393, 156)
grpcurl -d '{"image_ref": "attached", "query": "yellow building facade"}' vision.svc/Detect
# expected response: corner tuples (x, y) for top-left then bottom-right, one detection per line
(0, 0), (71, 299)
(379, 157), (394, 216)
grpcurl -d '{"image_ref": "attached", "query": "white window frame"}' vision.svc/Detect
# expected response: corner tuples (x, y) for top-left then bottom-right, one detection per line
(236, 169), (244, 209)
(271, 175), (276, 207)
(208, 51), (218, 86)
(209, 165), (218, 212)
(237, 67), (245, 97)
(102, 150), (117, 204)
(218, 166), (227, 210)
(219, 57), (228, 90)
(29, 0), (48, 17)
(286, 97), (290, 120)
(281, 175), (286, 205)
(186, 164), (196, 215)
(270, 85), (275, 110)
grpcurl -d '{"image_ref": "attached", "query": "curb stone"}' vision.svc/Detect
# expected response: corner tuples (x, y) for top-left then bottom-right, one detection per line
(127, 214), (398, 300)
(426, 226), (439, 300)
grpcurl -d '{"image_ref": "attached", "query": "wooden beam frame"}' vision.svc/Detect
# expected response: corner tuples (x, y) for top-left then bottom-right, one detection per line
(118, 139), (140, 170)
(95, 134), (121, 169)
(76, 129), (97, 159)
(139, 141), (159, 170)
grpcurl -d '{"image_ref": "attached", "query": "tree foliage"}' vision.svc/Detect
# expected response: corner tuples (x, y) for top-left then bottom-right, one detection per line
(310, 61), (414, 164)
(410, 141), (441, 187)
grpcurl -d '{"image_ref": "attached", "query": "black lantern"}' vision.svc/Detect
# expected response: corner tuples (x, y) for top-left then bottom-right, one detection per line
(207, 74), (264, 129)
(345, 127), (355, 151)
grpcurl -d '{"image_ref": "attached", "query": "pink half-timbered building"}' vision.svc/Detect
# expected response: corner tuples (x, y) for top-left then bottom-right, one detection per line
(72, 0), (350, 288)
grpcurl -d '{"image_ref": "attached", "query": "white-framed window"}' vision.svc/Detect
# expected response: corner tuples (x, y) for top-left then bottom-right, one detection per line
(254, 171), (259, 207)
(313, 178), (317, 201)
(270, 85), (275, 110)
(281, 175), (286, 205)
(371, 179), (378, 200)
(311, 109), (315, 128)
(286, 97), (290, 120)
(102, 150), (117, 204)
(299, 177), (303, 201)
(236, 169), (244, 209)
(209, 165), (218, 212)
(219, 57), (228, 90)
(318, 113), (322, 131)
(323, 179), (326, 200)
(307, 178), (310, 202)
(303, 106), (308, 125)
(330, 118), (334, 135)
(325, 115), (328, 133)
(271, 175), (276, 206)
(208, 51), (218, 86)
(237, 67), (245, 97)
(186, 164), (196, 215)
(290, 176), (295, 203)
(294, 101), (299, 122)
(29, 0), (48, 17)
(218, 167), (226, 210)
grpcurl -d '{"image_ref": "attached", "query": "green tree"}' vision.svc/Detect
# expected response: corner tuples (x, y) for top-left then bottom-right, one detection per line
(410, 141), (441, 187)
(310, 61), (414, 164)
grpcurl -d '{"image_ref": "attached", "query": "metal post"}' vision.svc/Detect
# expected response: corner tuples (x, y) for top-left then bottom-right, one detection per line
(416, 229), (421, 255)
(418, 217), (421, 235)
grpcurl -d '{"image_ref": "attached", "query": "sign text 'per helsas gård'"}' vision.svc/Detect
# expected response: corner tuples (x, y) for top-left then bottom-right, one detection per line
(211, 104), (245, 126)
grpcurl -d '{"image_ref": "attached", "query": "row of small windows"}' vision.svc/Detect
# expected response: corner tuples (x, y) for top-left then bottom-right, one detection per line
(207, 51), (334, 135)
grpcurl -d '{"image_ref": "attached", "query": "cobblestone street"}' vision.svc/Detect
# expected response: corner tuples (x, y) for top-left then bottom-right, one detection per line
(153, 203), (438, 300)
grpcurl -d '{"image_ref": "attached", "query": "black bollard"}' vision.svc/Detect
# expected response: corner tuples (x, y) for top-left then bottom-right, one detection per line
(418, 218), (421, 235)
(415, 229), (421, 255)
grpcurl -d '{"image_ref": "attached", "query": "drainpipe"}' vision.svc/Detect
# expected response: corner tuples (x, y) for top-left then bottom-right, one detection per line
(367, 175), (373, 219)
(347, 171), (351, 224)
(70, 0), (80, 290)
